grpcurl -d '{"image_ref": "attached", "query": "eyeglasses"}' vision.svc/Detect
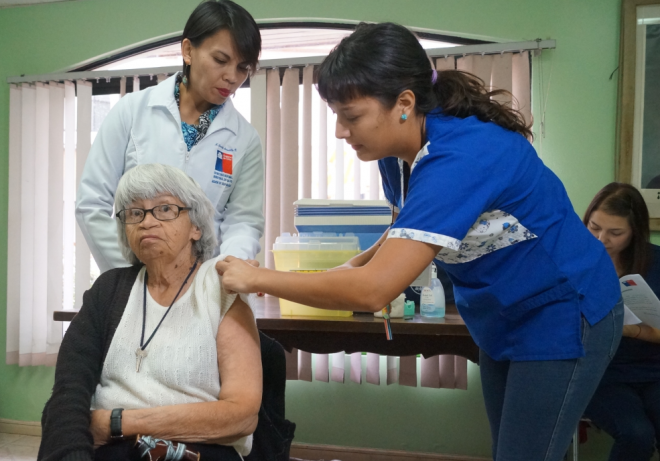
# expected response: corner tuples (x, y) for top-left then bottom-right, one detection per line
(115, 204), (192, 224)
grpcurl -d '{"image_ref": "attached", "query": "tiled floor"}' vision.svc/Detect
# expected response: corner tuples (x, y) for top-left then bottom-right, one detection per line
(0, 434), (40, 461)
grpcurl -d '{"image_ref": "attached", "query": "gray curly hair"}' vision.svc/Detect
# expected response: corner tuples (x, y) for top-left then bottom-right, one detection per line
(115, 164), (217, 265)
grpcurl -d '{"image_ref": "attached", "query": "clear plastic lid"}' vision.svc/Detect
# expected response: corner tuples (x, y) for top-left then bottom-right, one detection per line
(273, 232), (360, 251)
(294, 199), (389, 208)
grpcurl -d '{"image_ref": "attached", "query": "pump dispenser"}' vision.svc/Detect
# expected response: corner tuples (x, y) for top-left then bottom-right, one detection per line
(420, 265), (446, 318)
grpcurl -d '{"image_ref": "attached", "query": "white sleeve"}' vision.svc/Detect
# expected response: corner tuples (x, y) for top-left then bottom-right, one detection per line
(205, 254), (256, 318)
(75, 96), (133, 272)
(217, 131), (264, 260)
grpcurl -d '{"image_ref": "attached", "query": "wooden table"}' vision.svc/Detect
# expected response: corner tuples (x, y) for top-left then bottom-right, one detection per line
(54, 297), (479, 363)
(254, 298), (478, 363)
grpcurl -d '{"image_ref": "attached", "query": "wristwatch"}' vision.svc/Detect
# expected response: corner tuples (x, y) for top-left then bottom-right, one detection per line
(110, 408), (124, 441)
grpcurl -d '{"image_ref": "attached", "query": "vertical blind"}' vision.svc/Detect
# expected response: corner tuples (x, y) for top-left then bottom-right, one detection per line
(6, 79), (136, 366)
(6, 49), (531, 386)
(7, 83), (70, 365)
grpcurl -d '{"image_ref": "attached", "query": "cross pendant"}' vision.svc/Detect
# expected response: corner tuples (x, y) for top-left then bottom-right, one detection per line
(135, 347), (148, 373)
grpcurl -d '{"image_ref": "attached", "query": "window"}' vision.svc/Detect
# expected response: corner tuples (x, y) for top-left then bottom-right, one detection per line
(87, 25), (464, 202)
(8, 23), (548, 365)
(618, 3), (660, 227)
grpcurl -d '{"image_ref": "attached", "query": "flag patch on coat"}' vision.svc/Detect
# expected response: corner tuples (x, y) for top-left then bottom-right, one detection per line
(213, 151), (233, 187)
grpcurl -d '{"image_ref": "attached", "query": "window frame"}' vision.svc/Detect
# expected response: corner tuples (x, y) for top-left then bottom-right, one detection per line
(617, 0), (660, 229)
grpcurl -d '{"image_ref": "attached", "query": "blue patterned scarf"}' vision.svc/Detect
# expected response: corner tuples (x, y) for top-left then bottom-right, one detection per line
(174, 73), (222, 151)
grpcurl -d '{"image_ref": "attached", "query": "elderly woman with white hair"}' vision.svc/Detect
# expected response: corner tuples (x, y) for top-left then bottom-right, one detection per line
(38, 164), (262, 461)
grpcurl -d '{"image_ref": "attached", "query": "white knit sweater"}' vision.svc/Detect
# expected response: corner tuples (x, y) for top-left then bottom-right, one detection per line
(90, 255), (252, 457)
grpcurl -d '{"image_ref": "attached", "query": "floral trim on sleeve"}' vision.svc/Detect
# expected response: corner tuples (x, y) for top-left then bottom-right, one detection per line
(387, 228), (462, 251)
(388, 210), (538, 264)
(435, 210), (538, 264)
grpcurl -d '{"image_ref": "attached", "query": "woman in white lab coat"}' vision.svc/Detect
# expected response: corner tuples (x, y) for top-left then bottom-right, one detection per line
(76, 0), (264, 272)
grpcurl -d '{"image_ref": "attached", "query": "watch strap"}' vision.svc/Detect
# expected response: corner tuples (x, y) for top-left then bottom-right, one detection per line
(110, 408), (124, 440)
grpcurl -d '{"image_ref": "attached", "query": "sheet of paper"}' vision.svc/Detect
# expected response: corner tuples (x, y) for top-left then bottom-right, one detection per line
(623, 304), (642, 325)
(620, 274), (660, 328)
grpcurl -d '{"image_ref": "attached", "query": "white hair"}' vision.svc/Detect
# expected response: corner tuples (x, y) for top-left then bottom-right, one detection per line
(114, 164), (217, 265)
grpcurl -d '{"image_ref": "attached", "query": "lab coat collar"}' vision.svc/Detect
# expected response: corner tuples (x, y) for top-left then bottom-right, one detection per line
(147, 73), (239, 136)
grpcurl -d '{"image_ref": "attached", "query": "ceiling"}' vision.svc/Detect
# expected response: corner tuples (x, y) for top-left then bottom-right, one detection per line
(0, 0), (78, 7)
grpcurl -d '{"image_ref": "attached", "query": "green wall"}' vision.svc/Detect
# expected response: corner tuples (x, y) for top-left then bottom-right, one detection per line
(0, 0), (629, 458)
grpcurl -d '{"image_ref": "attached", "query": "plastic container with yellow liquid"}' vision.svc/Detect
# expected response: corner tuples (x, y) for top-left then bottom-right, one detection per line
(272, 233), (360, 317)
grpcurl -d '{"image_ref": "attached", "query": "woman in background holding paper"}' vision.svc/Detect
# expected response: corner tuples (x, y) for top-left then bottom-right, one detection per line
(583, 182), (660, 461)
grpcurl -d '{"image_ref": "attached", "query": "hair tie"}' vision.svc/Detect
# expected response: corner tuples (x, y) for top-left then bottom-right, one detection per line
(431, 69), (438, 85)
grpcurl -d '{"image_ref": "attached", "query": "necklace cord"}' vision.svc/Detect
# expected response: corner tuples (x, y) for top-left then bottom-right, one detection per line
(140, 260), (199, 350)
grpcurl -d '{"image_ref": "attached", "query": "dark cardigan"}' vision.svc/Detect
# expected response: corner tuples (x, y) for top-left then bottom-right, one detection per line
(38, 265), (142, 461)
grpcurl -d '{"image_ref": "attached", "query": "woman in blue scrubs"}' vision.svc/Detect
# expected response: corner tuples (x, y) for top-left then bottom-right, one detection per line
(217, 22), (623, 460)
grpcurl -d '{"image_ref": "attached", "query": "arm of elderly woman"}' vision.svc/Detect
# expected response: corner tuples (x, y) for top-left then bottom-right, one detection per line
(90, 296), (262, 445)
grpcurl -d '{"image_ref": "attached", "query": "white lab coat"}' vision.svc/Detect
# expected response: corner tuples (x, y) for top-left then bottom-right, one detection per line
(76, 74), (264, 273)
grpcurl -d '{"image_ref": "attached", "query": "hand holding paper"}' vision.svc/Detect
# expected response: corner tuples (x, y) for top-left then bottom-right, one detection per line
(620, 275), (660, 328)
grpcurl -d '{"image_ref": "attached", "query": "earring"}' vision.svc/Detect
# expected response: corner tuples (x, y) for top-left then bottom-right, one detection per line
(182, 61), (190, 85)
(401, 114), (408, 121)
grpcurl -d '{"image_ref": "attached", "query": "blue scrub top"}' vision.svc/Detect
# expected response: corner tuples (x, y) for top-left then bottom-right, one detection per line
(380, 110), (620, 361)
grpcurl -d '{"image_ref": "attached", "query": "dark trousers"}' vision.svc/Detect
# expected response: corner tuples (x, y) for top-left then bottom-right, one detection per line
(480, 299), (623, 461)
(94, 439), (242, 461)
(585, 380), (660, 461)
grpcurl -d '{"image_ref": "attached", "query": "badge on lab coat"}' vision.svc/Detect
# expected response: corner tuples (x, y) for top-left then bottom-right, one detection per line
(213, 150), (233, 187)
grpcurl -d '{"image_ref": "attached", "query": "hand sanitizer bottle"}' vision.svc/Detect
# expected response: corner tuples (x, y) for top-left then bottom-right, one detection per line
(420, 265), (445, 318)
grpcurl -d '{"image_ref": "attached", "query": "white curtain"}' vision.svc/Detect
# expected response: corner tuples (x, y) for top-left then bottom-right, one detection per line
(264, 68), (281, 271)
(6, 84), (23, 365)
(6, 80), (95, 366)
(75, 81), (92, 311)
(62, 82), (76, 312)
(249, 69), (267, 267)
(47, 82), (65, 361)
(317, 97), (328, 199)
(455, 50), (532, 127)
(7, 83), (65, 365)
(280, 68), (299, 236)
(301, 65), (314, 199)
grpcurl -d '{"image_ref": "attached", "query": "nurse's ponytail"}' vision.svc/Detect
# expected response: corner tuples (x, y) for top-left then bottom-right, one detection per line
(430, 70), (532, 140)
(317, 22), (532, 140)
